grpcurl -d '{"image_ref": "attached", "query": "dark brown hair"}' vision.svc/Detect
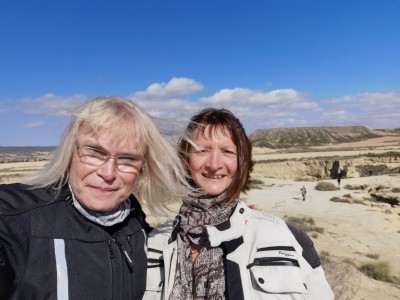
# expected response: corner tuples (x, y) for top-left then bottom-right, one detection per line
(178, 108), (254, 202)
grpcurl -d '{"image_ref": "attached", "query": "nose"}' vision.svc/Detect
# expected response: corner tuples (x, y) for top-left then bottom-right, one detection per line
(96, 157), (118, 181)
(205, 151), (222, 170)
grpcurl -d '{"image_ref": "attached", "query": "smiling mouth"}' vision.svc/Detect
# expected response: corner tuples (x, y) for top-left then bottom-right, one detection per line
(204, 174), (224, 179)
(92, 186), (117, 192)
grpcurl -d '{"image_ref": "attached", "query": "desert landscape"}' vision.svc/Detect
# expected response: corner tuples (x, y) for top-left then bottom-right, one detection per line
(1, 127), (399, 299)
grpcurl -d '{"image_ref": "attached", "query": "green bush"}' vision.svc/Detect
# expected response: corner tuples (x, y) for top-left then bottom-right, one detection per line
(315, 182), (339, 191)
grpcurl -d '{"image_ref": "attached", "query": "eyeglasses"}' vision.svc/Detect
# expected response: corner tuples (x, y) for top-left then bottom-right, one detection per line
(76, 144), (143, 174)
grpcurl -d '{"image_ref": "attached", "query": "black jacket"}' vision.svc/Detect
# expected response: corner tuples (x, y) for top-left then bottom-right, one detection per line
(0, 183), (151, 300)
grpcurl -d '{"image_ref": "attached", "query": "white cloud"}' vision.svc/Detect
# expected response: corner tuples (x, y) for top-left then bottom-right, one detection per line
(3, 80), (399, 139)
(324, 91), (400, 128)
(24, 121), (47, 128)
(19, 93), (88, 116)
(127, 79), (398, 132)
(200, 88), (316, 108)
(131, 77), (204, 99)
(329, 91), (400, 111)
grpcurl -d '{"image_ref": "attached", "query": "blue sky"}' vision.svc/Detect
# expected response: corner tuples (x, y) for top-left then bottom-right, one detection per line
(0, 0), (399, 146)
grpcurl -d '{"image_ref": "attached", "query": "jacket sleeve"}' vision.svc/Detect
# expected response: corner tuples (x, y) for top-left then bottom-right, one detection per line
(0, 213), (31, 299)
(286, 222), (334, 300)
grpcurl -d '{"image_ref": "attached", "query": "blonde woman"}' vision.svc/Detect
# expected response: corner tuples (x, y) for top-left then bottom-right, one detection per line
(0, 97), (190, 300)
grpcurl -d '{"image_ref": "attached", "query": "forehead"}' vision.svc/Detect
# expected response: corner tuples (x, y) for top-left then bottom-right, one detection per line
(78, 127), (143, 154)
(192, 125), (235, 145)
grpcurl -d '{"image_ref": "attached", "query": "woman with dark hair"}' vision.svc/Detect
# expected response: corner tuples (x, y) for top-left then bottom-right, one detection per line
(144, 108), (334, 300)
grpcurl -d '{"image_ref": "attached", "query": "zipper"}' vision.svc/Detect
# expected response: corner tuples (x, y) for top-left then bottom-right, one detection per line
(247, 257), (300, 269)
(108, 239), (115, 259)
(257, 246), (295, 252)
(112, 238), (134, 270)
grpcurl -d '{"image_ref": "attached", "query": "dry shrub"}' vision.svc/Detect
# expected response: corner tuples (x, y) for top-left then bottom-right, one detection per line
(330, 197), (351, 203)
(285, 216), (324, 234)
(344, 184), (368, 190)
(365, 253), (379, 260)
(359, 261), (393, 283)
(249, 178), (264, 189)
(315, 182), (339, 191)
(319, 251), (331, 265)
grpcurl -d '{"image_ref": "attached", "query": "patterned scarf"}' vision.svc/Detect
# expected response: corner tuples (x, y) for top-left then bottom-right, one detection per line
(169, 194), (238, 300)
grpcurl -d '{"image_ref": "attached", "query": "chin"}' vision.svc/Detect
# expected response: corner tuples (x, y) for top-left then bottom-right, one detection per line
(204, 189), (225, 196)
(85, 201), (117, 212)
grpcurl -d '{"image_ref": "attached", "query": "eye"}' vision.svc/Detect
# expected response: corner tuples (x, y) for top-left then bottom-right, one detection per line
(117, 156), (140, 166)
(86, 147), (107, 159)
(224, 149), (237, 156)
(193, 148), (208, 156)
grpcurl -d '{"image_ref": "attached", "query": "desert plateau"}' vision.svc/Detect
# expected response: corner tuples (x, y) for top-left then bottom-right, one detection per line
(1, 127), (400, 299)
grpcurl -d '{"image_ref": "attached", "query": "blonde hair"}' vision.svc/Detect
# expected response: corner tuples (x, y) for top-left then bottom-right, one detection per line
(25, 96), (191, 216)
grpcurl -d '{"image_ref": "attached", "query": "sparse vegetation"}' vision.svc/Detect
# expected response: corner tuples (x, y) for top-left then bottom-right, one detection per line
(358, 261), (394, 283)
(353, 199), (365, 205)
(319, 251), (331, 265)
(330, 196), (351, 203)
(249, 178), (264, 189)
(344, 184), (368, 190)
(365, 253), (380, 260)
(315, 182), (339, 191)
(329, 194), (366, 205)
(284, 216), (324, 234)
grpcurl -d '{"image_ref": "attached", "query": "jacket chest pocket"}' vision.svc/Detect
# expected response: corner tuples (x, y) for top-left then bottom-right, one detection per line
(247, 244), (308, 295)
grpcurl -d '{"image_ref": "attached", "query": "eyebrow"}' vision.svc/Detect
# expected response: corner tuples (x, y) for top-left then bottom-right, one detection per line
(81, 142), (142, 158)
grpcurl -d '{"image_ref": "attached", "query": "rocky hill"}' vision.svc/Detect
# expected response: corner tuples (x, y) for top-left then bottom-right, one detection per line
(249, 126), (385, 149)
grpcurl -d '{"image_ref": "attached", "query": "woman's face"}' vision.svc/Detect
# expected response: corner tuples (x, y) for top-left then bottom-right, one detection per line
(69, 129), (143, 212)
(189, 126), (238, 196)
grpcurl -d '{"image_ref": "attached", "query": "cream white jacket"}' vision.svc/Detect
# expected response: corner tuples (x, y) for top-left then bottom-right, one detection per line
(144, 200), (334, 300)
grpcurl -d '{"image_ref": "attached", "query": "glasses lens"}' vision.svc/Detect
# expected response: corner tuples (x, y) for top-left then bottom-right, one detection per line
(79, 147), (106, 167)
(116, 157), (142, 173)
(78, 146), (141, 173)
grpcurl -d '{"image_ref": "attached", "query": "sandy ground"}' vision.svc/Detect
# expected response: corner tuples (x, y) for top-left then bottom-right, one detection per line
(0, 161), (49, 184)
(2, 137), (400, 298)
(145, 175), (400, 299)
(245, 175), (400, 299)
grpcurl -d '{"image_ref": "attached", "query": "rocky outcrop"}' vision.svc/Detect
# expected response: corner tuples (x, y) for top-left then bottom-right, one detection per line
(370, 192), (400, 207)
(249, 126), (382, 148)
(253, 156), (400, 180)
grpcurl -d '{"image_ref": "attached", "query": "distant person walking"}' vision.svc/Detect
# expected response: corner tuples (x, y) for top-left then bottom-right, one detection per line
(337, 170), (343, 186)
(301, 185), (307, 201)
